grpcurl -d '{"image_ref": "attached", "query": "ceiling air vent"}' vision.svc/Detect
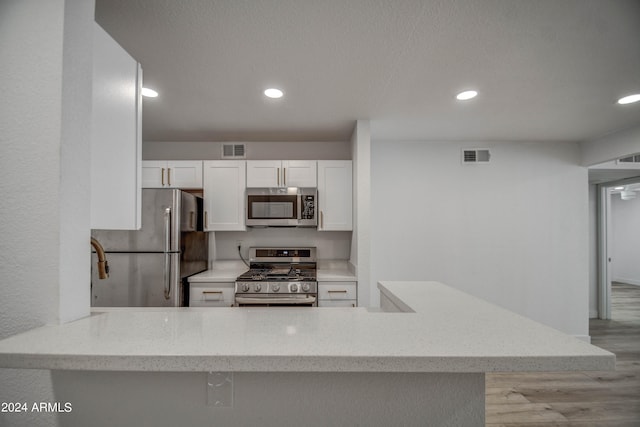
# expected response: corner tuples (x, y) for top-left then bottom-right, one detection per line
(616, 154), (640, 164)
(222, 143), (246, 159)
(462, 149), (491, 164)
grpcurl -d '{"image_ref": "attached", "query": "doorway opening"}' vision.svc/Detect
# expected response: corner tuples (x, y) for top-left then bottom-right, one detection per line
(597, 177), (640, 319)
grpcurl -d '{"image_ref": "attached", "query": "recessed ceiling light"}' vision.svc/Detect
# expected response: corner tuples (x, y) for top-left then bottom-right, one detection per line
(617, 93), (640, 105)
(456, 90), (478, 101)
(264, 88), (284, 99)
(614, 186), (624, 190)
(141, 87), (158, 98)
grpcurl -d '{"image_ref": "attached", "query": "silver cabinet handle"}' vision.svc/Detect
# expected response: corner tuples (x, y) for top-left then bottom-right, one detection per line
(161, 168), (165, 186)
(203, 291), (223, 301)
(277, 167), (280, 186)
(283, 167), (286, 186)
(167, 168), (171, 186)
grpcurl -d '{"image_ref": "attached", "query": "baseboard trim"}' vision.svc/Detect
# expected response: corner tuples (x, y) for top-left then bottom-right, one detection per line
(613, 277), (640, 286)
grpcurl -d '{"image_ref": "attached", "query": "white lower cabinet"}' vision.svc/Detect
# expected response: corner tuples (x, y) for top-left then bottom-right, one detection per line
(189, 283), (235, 307)
(318, 282), (357, 307)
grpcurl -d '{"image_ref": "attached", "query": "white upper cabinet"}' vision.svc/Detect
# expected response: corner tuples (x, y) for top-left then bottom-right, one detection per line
(317, 160), (353, 231)
(142, 161), (203, 189)
(203, 161), (246, 231)
(90, 22), (142, 230)
(246, 160), (316, 188)
(246, 160), (280, 187)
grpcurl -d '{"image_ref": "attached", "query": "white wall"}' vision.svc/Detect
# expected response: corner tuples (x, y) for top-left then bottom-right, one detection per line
(143, 140), (351, 160)
(371, 140), (590, 337)
(611, 193), (640, 285)
(350, 120), (372, 307)
(0, 0), (94, 425)
(215, 229), (352, 261)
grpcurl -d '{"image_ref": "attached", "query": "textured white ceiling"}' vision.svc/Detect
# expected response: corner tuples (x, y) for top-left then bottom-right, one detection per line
(95, 0), (640, 142)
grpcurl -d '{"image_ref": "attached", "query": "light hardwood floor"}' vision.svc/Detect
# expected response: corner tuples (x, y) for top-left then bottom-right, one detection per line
(486, 282), (640, 426)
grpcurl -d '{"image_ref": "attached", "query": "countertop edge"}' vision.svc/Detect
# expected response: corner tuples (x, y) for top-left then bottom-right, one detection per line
(0, 353), (615, 373)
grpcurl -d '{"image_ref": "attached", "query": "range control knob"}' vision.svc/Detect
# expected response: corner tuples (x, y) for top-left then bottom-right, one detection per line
(302, 283), (311, 293)
(241, 283), (250, 292)
(254, 284), (262, 292)
(272, 284), (280, 292)
(290, 283), (298, 292)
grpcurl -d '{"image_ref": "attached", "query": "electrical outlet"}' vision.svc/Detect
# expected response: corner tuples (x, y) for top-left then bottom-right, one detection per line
(236, 240), (243, 248)
(207, 372), (233, 407)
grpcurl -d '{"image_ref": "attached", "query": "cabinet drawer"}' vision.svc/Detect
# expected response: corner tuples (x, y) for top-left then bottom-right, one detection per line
(189, 285), (234, 307)
(318, 282), (357, 300)
(318, 299), (357, 308)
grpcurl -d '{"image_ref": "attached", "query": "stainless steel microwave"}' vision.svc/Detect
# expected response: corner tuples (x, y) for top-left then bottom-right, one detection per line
(246, 187), (317, 227)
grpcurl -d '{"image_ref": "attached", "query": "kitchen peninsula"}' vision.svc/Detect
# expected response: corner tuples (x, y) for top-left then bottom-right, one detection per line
(0, 282), (614, 426)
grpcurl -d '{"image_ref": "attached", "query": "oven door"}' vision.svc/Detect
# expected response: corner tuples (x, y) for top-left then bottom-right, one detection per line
(235, 293), (317, 307)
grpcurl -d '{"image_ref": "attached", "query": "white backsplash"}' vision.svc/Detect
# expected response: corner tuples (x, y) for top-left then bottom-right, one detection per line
(213, 229), (352, 262)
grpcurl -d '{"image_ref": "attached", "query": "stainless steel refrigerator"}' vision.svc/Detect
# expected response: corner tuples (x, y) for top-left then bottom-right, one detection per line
(91, 189), (208, 307)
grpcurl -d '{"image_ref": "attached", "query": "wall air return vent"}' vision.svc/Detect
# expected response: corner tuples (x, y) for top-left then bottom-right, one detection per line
(222, 143), (246, 159)
(616, 154), (640, 164)
(462, 149), (491, 164)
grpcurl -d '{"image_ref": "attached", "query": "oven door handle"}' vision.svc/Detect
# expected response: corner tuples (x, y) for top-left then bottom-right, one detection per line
(235, 296), (317, 305)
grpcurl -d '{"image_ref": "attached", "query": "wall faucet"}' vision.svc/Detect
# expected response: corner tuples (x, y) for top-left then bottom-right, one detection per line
(90, 237), (109, 279)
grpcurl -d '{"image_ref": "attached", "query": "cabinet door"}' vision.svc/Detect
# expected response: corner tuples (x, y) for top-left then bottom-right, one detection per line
(246, 160), (281, 187)
(318, 282), (357, 300)
(318, 300), (357, 308)
(91, 23), (142, 230)
(141, 161), (167, 188)
(318, 282), (357, 307)
(189, 283), (235, 307)
(283, 160), (317, 187)
(317, 161), (353, 231)
(203, 161), (246, 231)
(167, 161), (203, 189)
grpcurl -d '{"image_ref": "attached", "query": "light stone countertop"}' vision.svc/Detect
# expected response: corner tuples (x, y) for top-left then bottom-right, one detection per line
(0, 281), (614, 373)
(317, 260), (357, 282)
(188, 261), (247, 283)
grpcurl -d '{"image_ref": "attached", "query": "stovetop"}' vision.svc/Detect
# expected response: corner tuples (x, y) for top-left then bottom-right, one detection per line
(236, 247), (317, 285)
(236, 266), (316, 282)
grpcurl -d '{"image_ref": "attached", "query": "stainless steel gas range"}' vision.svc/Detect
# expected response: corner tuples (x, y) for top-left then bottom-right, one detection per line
(235, 247), (317, 307)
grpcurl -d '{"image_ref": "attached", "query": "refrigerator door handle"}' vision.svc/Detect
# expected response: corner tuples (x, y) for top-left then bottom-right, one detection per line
(164, 207), (171, 299)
